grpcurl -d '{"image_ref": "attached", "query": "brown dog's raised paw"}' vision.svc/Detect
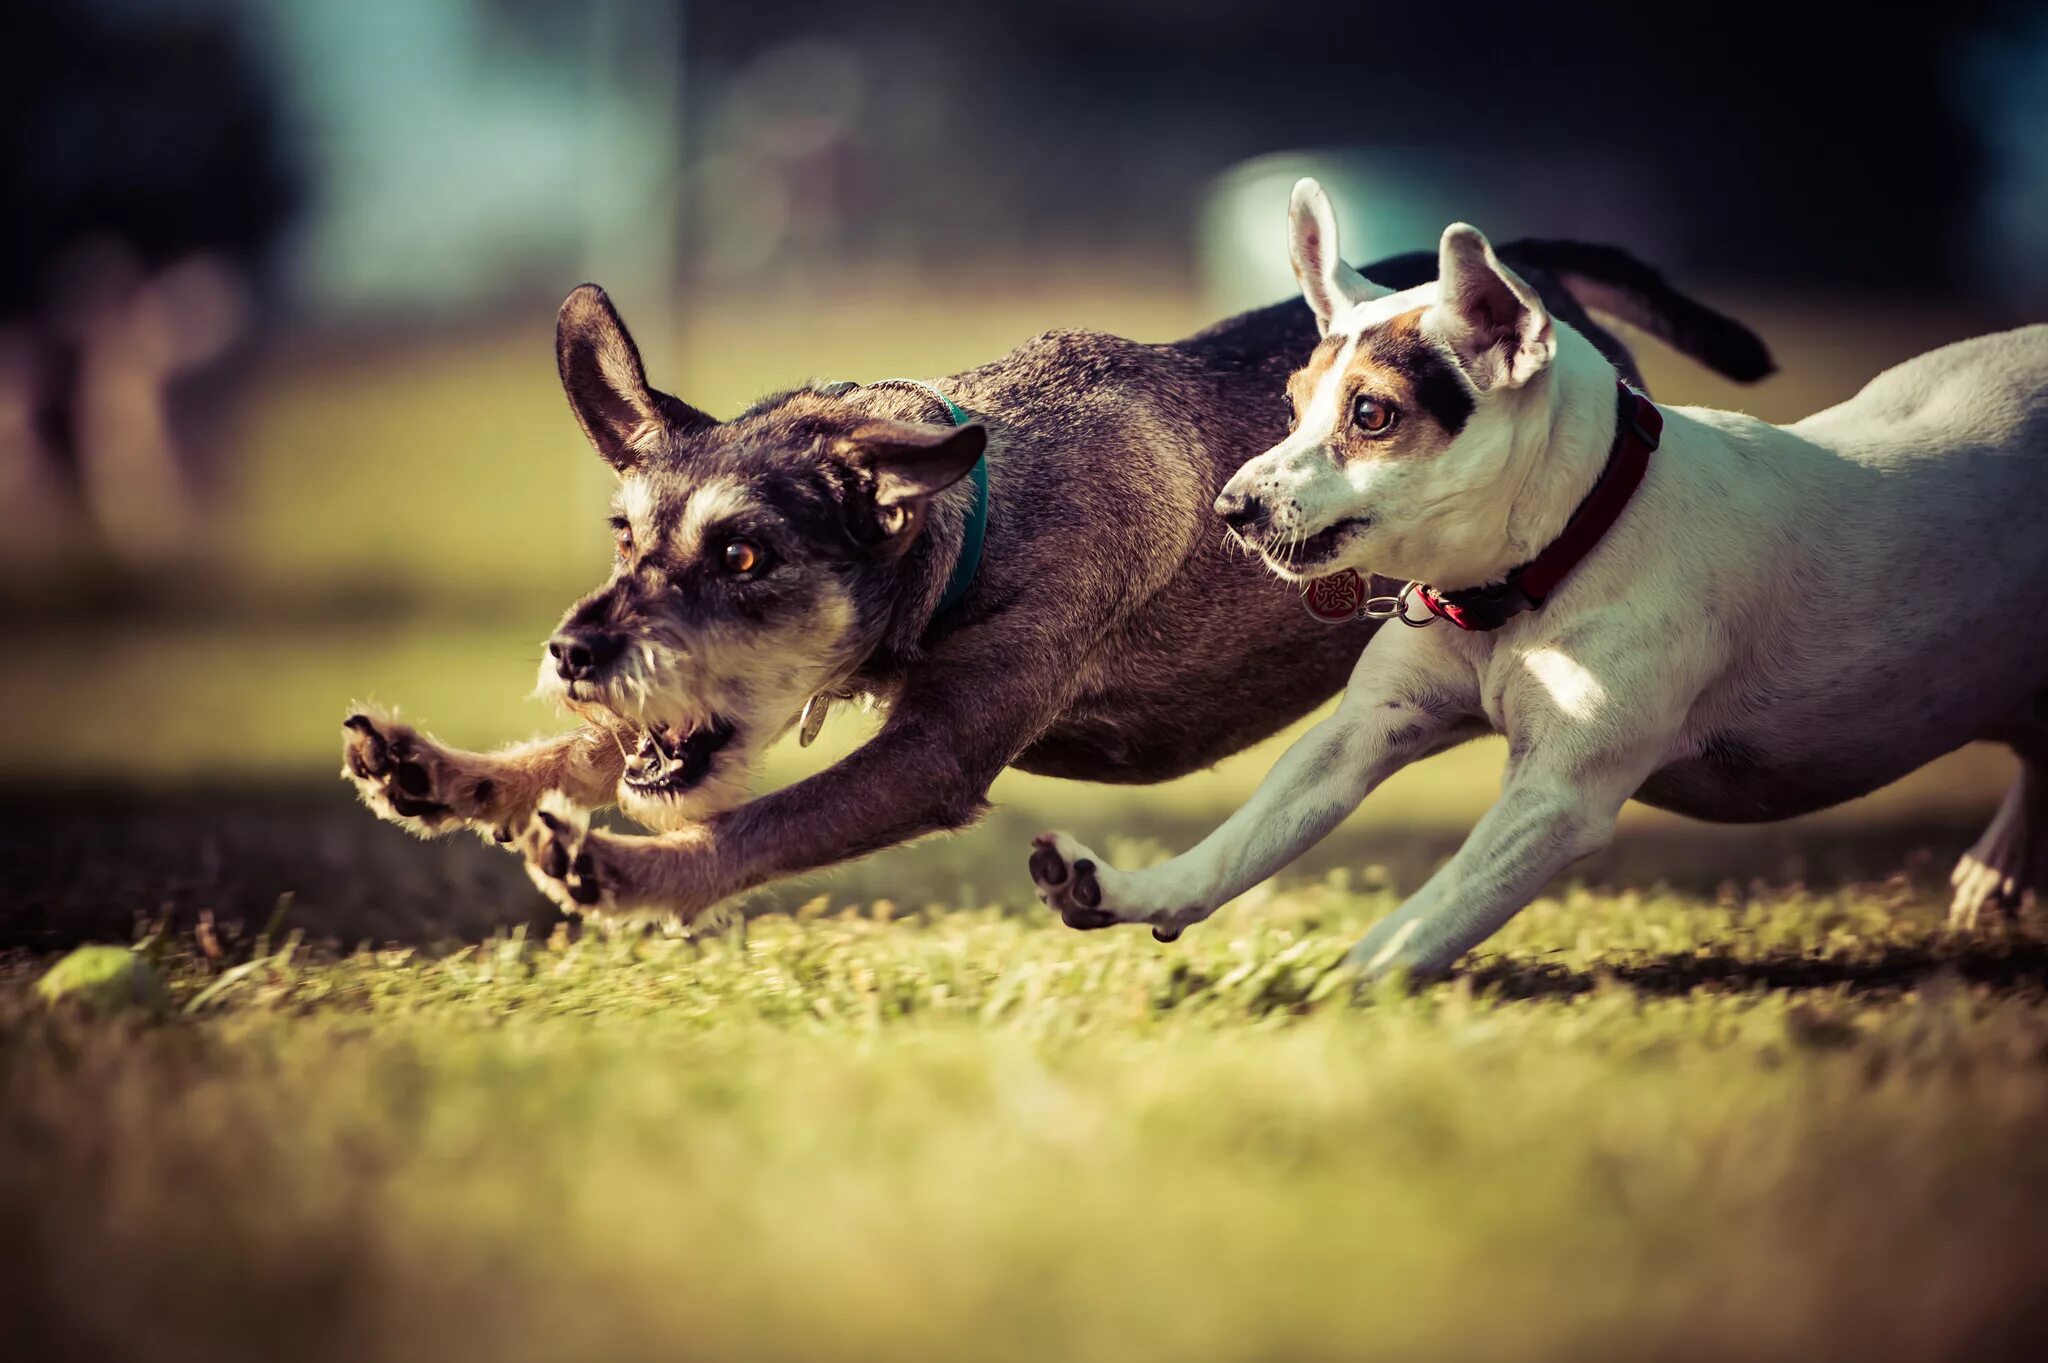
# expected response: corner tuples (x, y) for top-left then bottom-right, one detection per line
(341, 711), (489, 835)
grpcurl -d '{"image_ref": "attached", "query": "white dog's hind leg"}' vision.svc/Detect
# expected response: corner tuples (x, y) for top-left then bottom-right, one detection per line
(1950, 703), (2048, 929)
(1949, 760), (2048, 928)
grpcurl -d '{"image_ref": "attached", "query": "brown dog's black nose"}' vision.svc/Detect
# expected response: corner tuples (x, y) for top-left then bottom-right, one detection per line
(1215, 490), (1268, 534)
(549, 628), (625, 682)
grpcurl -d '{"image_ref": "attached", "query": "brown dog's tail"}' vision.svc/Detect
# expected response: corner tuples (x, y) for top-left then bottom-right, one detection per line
(1511, 240), (1776, 383)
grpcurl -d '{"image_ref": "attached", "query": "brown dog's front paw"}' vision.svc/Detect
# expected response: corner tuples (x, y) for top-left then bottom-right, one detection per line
(519, 800), (617, 915)
(342, 710), (496, 836)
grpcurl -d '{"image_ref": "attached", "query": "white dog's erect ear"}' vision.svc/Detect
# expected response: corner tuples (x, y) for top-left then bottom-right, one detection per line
(556, 284), (715, 472)
(1431, 224), (1555, 388)
(1287, 178), (1392, 334)
(836, 418), (987, 527)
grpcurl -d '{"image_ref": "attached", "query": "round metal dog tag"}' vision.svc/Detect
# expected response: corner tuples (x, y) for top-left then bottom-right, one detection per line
(1300, 569), (1365, 623)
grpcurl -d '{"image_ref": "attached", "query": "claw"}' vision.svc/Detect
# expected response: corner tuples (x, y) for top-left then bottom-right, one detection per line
(343, 715), (389, 776)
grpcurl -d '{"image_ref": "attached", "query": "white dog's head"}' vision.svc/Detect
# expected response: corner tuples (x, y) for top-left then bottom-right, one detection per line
(1216, 179), (1570, 590)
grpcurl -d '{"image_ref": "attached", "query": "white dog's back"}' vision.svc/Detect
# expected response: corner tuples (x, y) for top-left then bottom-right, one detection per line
(1794, 325), (2048, 467)
(1640, 326), (2048, 818)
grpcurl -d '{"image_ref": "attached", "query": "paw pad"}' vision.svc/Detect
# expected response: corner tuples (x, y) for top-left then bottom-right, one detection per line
(342, 713), (457, 828)
(1027, 834), (1117, 930)
(522, 801), (612, 913)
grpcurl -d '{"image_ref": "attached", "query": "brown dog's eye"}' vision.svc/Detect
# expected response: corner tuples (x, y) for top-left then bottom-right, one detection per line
(721, 538), (764, 575)
(609, 516), (633, 558)
(1353, 395), (1397, 435)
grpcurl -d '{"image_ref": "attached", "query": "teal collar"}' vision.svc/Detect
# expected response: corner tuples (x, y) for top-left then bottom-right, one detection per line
(877, 379), (988, 617)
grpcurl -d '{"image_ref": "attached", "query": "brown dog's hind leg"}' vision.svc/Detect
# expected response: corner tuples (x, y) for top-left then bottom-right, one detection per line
(342, 709), (628, 843)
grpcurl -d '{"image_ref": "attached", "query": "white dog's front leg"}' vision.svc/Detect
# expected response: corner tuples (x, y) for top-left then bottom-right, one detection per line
(1030, 636), (1482, 938)
(1345, 746), (1666, 980)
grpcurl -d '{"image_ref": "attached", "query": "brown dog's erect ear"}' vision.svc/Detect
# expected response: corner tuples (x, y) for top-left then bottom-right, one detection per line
(836, 419), (988, 528)
(555, 284), (714, 471)
(1287, 178), (1392, 335)
(1431, 225), (1555, 389)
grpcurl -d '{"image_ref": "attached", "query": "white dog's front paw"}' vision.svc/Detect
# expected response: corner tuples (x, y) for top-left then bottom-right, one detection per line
(1028, 831), (1118, 929)
(1027, 832), (1204, 942)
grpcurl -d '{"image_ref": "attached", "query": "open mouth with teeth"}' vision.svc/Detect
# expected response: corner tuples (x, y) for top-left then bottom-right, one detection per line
(1260, 517), (1371, 575)
(623, 718), (738, 796)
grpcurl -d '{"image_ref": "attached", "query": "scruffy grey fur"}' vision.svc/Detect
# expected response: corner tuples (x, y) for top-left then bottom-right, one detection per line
(342, 242), (1772, 922)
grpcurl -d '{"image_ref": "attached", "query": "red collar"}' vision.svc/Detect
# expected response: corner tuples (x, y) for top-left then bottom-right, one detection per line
(1411, 380), (1662, 632)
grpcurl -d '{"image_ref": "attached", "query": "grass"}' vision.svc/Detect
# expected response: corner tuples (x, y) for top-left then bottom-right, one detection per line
(8, 875), (2048, 1362)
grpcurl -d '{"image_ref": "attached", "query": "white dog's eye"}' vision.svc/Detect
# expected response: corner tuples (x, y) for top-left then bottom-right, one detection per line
(1283, 394), (1298, 431)
(1353, 395), (1398, 435)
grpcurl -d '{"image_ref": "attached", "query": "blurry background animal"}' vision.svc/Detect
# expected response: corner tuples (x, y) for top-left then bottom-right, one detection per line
(0, 3), (297, 578)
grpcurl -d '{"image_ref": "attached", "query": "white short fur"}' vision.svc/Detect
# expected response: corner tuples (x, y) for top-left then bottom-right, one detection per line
(1029, 177), (2048, 974)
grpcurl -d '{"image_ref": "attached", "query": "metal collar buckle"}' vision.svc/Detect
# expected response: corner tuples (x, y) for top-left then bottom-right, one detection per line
(1360, 582), (1440, 628)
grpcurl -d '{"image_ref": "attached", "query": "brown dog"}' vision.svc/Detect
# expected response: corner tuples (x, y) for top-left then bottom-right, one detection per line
(341, 241), (1771, 920)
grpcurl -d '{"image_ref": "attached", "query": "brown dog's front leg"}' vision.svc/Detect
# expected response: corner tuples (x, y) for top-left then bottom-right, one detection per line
(343, 709), (629, 842)
(519, 686), (1034, 919)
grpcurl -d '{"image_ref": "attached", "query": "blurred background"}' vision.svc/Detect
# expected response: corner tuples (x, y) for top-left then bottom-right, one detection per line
(3, 0), (2046, 946)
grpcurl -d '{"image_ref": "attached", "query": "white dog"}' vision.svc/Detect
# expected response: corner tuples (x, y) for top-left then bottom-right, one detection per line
(1027, 177), (2048, 978)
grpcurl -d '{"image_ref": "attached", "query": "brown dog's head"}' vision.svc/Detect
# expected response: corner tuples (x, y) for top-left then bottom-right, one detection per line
(540, 285), (985, 825)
